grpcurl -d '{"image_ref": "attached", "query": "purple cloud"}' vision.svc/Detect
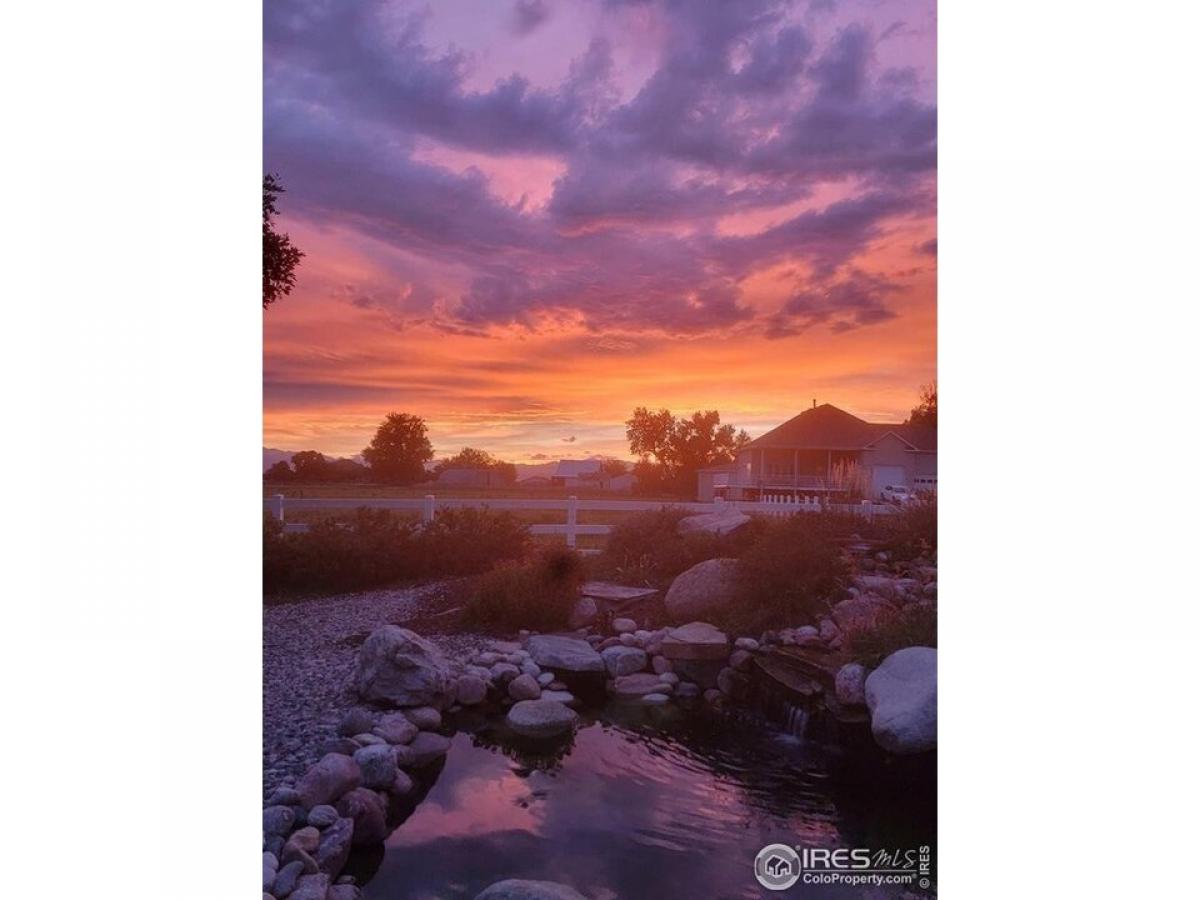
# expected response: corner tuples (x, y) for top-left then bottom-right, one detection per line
(265, 0), (936, 340)
(513, 0), (552, 36)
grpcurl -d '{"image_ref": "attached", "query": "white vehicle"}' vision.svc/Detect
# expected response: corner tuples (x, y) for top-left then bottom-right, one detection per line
(881, 484), (915, 504)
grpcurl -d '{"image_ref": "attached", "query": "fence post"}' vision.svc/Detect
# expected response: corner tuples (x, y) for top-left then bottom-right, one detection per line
(273, 494), (285, 522)
(423, 494), (435, 524)
(566, 495), (578, 549)
(861, 498), (872, 521)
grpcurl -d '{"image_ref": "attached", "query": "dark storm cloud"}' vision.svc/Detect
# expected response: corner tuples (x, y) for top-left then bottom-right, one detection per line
(265, 0), (936, 340)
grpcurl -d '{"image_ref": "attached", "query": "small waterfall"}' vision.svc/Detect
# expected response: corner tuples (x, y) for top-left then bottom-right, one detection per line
(747, 674), (817, 740)
(783, 702), (809, 738)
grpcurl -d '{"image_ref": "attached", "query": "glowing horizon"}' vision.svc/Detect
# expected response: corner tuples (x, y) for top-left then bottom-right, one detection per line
(264, 0), (936, 463)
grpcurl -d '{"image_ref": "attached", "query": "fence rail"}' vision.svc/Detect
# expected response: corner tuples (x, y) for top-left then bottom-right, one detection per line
(264, 494), (895, 549)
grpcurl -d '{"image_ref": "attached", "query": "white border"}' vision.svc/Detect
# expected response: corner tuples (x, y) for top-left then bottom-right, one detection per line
(3, 1), (1199, 897)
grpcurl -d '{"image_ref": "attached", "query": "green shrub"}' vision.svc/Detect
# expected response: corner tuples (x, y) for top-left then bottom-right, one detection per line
(263, 505), (532, 598)
(881, 494), (937, 560)
(592, 507), (765, 587)
(462, 547), (586, 632)
(848, 603), (938, 667)
(418, 506), (532, 576)
(721, 513), (852, 634)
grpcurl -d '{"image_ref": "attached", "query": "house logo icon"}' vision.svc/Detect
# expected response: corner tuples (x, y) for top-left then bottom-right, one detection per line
(754, 843), (801, 891)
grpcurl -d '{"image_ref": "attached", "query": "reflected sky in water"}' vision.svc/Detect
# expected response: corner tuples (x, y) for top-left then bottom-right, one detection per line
(365, 706), (933, 899)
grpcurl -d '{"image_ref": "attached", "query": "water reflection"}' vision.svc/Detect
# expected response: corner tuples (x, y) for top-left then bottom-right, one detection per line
(360, 705), (934, 899)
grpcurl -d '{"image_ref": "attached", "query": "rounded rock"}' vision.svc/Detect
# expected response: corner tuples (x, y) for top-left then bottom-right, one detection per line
(337, 708), (375, 738)
(508, 673), (542, 701)
(407, 731), (452, 765)
(336, 788), (388, 846)
(475, 879), (587, 900)
(403, 706), (443, 730)
(506, 699), (578, 738)
(601, 645), (648, 677)
(307, 805), (339, 830)
(352, 744), (397, 790)
(455, 674), (489, 706)
(374, 713), (419, 745)
(263, 805), (296, 837)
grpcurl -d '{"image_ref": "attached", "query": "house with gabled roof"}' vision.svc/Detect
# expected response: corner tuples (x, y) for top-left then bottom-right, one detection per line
(700, 403), (937, 501)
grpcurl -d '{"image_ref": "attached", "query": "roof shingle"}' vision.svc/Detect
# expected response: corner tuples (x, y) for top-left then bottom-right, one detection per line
(744, 404), (936, 452)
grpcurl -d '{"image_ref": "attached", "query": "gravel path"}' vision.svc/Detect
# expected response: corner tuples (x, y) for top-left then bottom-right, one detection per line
(262, 581), (487, 797)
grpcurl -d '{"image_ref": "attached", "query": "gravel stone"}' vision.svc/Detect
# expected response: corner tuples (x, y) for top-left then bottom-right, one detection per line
(263, 583), (487, 798)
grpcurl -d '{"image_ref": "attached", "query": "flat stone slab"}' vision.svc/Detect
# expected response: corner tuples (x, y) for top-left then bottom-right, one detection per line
(659, 621), (729, 661)
(526, 635), (605, 673)
(581, 582), (659, 603)
(677, 512), (751, 536)
(612, 673), (672, 697)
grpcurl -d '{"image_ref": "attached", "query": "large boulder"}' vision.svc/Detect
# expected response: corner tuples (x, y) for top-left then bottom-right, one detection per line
(296, 754), (361, 809)
(526, 635), (605, 674)
(506, 699), (578, 738)
(831, 594), (899, 634)
(354, 626), (452, 709)
(601, 645), (647, 677)
(865, 647), (937, 754)
(677, 512), (751, 537)
(663, 558), (740, 620)
(475, 880), (587, 900)
(659, 621), (729, 660)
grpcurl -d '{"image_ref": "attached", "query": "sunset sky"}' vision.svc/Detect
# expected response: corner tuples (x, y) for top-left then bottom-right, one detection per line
(263, 0), (936, 462)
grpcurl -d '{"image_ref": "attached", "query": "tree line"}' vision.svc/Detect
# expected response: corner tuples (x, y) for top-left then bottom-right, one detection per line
(264, 408), (747, 495)
(268, 386), (934, 491)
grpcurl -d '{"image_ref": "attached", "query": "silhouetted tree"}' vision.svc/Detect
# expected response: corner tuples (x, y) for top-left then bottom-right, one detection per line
(290, 450), (331, 482)
(263, 174), (304, 309)
(437, 447), (498, 471)
(436, 446), (518, 485)
(906, 382), (938, 427)
(626, 407), (749, 495)
(598, 458), (629, 477)
(363, 413), (434, 484)
(264, 460), (293, 482)
(327, 458), (369, 482)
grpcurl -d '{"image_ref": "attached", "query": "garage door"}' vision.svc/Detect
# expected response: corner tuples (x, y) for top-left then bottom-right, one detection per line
(871, 465), (907, 498)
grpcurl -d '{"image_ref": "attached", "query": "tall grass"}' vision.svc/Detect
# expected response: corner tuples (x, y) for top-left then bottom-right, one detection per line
(590, 507), (765, 587)
(717, 512), (855, 634)
(461, 547), (586, 632)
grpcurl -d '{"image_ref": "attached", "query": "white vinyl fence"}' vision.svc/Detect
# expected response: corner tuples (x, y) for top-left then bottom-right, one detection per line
(265, 494), (895, 550)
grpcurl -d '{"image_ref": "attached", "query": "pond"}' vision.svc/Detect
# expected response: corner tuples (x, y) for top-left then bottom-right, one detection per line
(352, 702), (935, 899)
